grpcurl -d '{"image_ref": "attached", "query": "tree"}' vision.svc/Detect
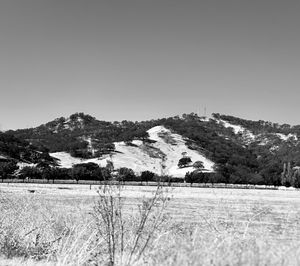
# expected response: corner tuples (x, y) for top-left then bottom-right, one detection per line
(178, 157), (192, 168)
(0, 162), (18, 181)
(106, 160), (114, 173)
(42, 167), (53, 181)
(36, 161), (51, 171)
(90, 167), (105, 181)
(193, 161), (204, 169)
(71, 166), (87, 183)
(71, 162), (104, 181)
(185, 172), (195, 185)
(100, 167), (111, 181)
(260, 163), (282, 186)
(185, 170), (207, 185)
(293, 169), (300, 188)
(19, 166), (41, 180)
(213, 163), (232, 184)
(117, 167), (136, 182)
(76, 162), (99, 172)
(140, 171), (155, 183)
(94, 143), (115, 156)
(42, 167), (69, 183)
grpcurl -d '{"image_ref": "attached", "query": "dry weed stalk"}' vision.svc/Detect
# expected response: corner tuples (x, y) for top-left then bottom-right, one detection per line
(92, 183), (169, 266)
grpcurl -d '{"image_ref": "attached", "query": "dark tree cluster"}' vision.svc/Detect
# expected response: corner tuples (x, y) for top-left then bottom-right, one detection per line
(0, 162), (160, 185)
(0, 161), (18, 181)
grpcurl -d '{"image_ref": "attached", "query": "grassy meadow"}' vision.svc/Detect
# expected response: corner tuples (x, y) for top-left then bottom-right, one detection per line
(1, 184), (300, 265)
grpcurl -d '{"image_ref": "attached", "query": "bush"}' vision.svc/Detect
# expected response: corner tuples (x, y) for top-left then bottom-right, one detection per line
(116, 167), (136, 182)
(185, 171), (208, 184)
(140, 171), (155, 183)
(178, 157), (192, 168)
(169, 177), (184, 183)
(19, 166), (41, 179)
(0, 162), (18, 180)
(193, 161), (204, 169)
(71, 163), (106, 181)
(41, 167), (71, 182)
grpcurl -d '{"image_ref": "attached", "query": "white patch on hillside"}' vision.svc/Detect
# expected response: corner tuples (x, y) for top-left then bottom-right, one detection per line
(275, 133), (298, 141)
(270, 145), (280, 152)
(62, 118), (71, 130)
(257, 136), (270, 146)
(0, 155), (8, 160)
(199, 114), (212, 122)
(257, 132), (299, 148)
(216, 119), (299, 147)
(218, 120), (255, 143)
(61, 117), (84, 131)
(51, 126), (215, 177)
(50, 152), (110, 168)
(82, 136), (96, 156)
(220, 120), (244, 134)
(17, 162), (36, 169)
(147, 126), (214, 176)
(50, 152), (83, 168)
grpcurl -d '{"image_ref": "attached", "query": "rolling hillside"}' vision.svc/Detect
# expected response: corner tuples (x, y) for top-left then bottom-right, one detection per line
(5, 112), (300, 185)
(50, 125), (214, 177)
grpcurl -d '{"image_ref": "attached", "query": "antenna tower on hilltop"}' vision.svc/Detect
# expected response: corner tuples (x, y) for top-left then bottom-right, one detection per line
(197, 106), (207, 118)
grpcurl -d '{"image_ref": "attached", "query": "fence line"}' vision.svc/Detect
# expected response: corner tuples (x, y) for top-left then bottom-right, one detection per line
(0, 179), (285, 190)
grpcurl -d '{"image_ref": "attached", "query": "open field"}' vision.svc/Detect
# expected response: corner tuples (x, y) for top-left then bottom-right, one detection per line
(1, 184), (300, 265)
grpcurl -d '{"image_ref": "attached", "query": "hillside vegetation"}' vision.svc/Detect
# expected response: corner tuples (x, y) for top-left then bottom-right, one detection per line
(3, 112), (300, 187)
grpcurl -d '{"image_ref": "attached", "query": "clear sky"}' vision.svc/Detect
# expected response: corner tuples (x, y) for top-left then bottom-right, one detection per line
(1, 0), (300, 130)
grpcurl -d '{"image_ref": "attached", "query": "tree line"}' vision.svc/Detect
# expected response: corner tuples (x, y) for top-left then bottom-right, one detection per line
(1, 159), (300, 188)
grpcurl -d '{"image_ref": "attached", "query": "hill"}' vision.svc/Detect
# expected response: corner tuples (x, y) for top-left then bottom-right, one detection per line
(50, 125), (214, 177)
(6, 112), (300, 186)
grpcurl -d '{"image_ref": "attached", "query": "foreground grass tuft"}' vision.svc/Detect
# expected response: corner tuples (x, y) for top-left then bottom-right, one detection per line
(0, 185), (170, 265)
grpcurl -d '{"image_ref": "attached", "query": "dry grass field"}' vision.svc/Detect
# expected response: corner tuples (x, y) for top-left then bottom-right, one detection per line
(1, 183), (300, 265)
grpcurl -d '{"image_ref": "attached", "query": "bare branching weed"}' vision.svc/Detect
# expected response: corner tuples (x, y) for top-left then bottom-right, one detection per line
(91, 184), (169, 266)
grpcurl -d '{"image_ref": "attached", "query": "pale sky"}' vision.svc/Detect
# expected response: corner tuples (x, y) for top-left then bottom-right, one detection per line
(1, 0), (300, 130)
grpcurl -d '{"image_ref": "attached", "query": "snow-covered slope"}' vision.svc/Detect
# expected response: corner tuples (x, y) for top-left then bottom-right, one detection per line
(50, 125), (215, 178)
